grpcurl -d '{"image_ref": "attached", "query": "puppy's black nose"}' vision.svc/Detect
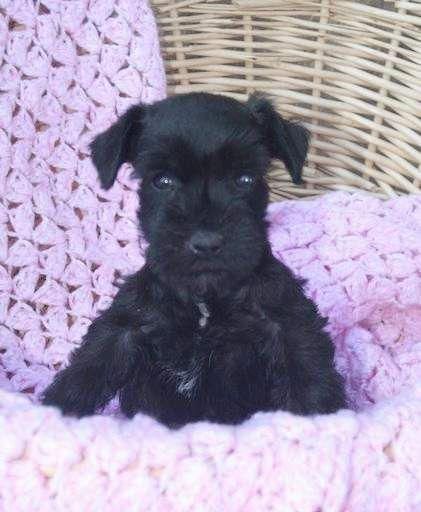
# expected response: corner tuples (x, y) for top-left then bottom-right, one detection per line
(188, 231), (223, 256)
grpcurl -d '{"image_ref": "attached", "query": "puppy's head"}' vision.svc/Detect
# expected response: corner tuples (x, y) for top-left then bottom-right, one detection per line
(90, 93), (310, 296)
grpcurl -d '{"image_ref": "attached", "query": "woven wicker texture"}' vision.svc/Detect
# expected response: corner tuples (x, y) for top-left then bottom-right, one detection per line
(152, 0), (421, 200)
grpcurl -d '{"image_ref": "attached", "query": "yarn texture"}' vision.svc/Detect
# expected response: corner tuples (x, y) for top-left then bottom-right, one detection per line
(0, 0), (165, 397)
(1, 1), (421, 511)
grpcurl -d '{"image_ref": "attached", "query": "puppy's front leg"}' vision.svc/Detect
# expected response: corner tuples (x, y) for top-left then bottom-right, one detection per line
(270, 326), (346, 415)
(43, 311), (140, 417)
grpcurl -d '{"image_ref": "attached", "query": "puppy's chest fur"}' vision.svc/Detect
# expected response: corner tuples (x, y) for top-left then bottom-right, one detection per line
(171, 302), (209, 397)
(144, 298), (282, 401)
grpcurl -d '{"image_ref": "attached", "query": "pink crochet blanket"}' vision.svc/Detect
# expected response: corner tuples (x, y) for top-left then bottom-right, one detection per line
(1, 2), (421, 511)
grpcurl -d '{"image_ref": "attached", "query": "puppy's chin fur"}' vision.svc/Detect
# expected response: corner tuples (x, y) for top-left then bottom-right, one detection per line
(147, 240), (269, 303)
(159, 268), (239, 304)
(42, 92), (346, 427)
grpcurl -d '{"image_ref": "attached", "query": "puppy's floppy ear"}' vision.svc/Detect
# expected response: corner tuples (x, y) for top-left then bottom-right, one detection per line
(89, 105), (144, 189)
(246, 93), (310, 184)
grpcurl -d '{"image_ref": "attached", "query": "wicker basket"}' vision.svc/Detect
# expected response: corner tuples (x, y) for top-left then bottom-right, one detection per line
(152, 0), (421, 201)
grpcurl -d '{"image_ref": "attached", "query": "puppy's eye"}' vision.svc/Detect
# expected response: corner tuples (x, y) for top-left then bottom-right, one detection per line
(153, 174), (175, 190)
(235, 174), (255, 188)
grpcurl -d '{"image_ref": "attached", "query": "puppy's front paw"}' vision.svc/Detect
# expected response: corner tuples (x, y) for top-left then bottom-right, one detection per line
(42, 367), (106, 417)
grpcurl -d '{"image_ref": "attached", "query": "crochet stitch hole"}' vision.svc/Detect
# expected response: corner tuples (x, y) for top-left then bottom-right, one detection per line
(8, 20), (25, 31)
(34, 275), (46, 292)
(8, 237), (18, 248)
(21, 73), (35, 81)
(63, 105), (78, 115)
(51, 59), (63, 69)
(34, 121), (49, 133)
(76, 46), (89, 57)
(74, 208), (83, 221)
(10, 267), (19, 279)
(67, 315), (76, 328)
(118, 61), (130, 71)
(39, 304), (49, 315)
(34, 214), (42, 228)
(38, 3), (50, 15)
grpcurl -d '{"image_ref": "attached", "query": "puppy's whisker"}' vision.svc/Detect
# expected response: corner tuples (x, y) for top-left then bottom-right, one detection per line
(208, 350), (215, 368)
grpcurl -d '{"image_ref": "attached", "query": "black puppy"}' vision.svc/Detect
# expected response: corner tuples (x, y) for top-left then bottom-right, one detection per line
(43, 93), (346, 427)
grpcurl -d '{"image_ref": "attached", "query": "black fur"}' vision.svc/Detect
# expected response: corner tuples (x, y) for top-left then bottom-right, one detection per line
(43, 93), (346, 427)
